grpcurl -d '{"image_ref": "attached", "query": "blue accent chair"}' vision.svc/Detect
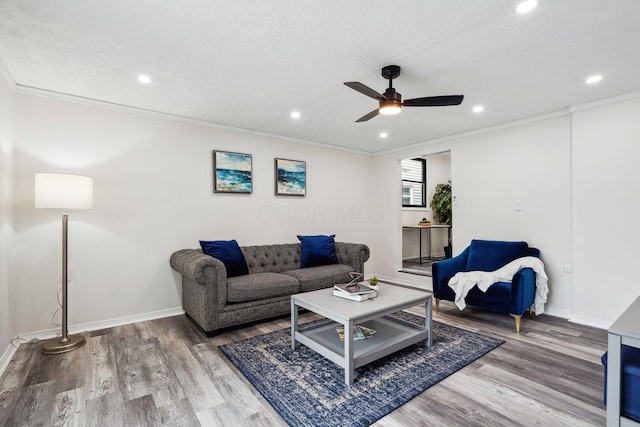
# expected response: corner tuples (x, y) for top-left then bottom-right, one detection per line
(602, 345), (640, 423)
(432, 239), (540, 332)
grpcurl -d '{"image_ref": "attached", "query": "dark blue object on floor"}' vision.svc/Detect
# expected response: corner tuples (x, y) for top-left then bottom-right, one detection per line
(602, 345), (640, 422)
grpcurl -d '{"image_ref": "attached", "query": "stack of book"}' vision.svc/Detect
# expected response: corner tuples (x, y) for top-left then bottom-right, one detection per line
(335, 324), (377, 341)
(333, 282), (378, 301)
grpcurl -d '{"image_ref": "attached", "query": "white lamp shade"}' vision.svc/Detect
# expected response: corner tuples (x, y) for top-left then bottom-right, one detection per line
(35, 173), (94, 209)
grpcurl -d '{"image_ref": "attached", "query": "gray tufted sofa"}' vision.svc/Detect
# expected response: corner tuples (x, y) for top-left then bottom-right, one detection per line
(170, 242), (370, 335)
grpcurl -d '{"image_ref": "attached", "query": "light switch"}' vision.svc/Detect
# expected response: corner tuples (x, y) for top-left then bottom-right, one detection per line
(513, 200), (522, 211)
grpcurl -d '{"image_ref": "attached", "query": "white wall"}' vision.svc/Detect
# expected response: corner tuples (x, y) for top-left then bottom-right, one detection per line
(0, 71), (16, 360)
(11, 92), (378, 335)
(571, 96), (640, 325)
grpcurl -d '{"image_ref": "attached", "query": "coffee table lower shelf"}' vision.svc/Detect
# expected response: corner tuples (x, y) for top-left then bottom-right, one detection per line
(293, 315), (429, 381)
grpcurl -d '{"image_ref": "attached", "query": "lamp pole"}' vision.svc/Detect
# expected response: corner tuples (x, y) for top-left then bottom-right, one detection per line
(41, 211), (86, 354)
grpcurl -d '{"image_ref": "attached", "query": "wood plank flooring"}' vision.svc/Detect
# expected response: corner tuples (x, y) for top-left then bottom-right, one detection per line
(0, 296), (608, 426)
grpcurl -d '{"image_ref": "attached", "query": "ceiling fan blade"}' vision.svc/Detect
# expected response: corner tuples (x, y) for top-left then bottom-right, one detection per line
(355, 109), (380, 123)
(403, 95), (464, 107)
(344, 82), (386, 101)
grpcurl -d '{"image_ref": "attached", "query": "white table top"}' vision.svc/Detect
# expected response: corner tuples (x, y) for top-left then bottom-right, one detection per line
(292, 284), (431, 322)
(609, 295), (640, 340)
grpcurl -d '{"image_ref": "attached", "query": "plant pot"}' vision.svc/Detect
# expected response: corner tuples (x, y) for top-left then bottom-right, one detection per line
(444, 245), (452, 259)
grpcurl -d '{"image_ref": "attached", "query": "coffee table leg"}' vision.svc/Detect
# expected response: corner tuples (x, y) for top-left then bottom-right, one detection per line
(291, 299), (298, 350)
(425, 297), (432, 347)
(344, 320), (354, 385)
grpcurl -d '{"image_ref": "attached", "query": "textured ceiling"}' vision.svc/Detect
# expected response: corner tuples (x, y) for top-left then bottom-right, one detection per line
(1, 1), (639, 153)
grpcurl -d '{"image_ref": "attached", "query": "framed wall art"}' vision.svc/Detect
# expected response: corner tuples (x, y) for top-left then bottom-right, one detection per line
(213, 150), (253, 193)
(274, 158), (306, 196)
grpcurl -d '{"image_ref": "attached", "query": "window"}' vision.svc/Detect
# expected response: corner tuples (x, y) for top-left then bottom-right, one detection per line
(401, 158), (426, 208)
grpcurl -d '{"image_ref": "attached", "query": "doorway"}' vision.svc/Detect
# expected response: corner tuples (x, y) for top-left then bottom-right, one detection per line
(401, 151), (451, 276)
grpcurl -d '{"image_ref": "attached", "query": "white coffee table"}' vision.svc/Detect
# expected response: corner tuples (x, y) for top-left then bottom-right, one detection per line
(291, 284), (432, 385)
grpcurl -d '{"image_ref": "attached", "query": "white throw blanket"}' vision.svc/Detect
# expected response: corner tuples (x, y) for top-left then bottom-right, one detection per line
(447, 256), (549, 315)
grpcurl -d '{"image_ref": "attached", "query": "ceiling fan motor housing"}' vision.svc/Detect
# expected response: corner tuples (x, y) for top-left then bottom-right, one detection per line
(381, 65), (401, 80)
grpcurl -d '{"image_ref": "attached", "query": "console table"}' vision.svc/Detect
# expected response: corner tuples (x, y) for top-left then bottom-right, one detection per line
(402, 224), (450, 264)
(607, 295), (640, 426)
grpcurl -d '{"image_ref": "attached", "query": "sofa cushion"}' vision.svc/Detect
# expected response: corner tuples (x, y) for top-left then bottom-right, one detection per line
(466, 239), (530, 272)
(200, 239), (249, 277)
(465, 281), (512, 313)
(226, 272), (300, 303)
(297, 234), (339, 268)
(284, 264), (354, 292)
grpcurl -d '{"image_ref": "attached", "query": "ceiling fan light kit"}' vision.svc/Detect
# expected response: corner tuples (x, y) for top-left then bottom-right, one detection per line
(379, 100), (402, 115)
(344, 65), (464, 122)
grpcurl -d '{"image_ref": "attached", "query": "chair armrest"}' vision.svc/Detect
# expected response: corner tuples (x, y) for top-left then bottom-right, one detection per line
(335, 242), (370, 274)
(432, 246), (470, 299)
(170, 248), (227, 286)
(510, 267), (536, 315)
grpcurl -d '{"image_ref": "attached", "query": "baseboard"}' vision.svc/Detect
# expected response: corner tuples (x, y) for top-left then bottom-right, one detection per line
(0, 306), (185, 378)
(17, 306), (186, 342)
(543, 305), (610, 329)
(0, 343), (18, 381)
(542, 306), (571, 320)
(76, 306), (186, 335)
(568, 314), (610, 330)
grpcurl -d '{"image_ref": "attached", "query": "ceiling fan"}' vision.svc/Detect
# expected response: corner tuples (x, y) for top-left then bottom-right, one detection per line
(344, 65), (464, 122)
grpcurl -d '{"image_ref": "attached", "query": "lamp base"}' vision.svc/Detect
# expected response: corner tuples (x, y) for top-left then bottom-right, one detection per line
(41, 334), (86, 355)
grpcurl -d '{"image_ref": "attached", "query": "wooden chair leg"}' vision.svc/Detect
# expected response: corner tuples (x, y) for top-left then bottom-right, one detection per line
(435, 298), (440, 313)
(510, 314), (522, 333)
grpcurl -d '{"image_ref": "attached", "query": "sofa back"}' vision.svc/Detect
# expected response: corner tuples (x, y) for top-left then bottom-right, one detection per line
(242, 243), (301, 274)
(466, 239), (538, 272)
(240, 242), (369, 274)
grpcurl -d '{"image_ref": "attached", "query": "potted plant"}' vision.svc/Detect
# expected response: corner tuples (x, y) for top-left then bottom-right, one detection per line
(429, 181), (452, 258)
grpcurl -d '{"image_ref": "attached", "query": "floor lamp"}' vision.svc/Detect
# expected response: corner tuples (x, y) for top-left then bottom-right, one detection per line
(35, 173), (93, 355)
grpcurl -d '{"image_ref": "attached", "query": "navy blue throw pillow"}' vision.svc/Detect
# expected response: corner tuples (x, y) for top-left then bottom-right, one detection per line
(297, 234), (339, 268)
(199, 240), (249, 277)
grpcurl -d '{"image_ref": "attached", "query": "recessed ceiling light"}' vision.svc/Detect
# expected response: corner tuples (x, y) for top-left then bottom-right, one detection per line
(379, 132), (388, 138)
(473, 105), (485, 113)
(585, 75), (603, 84)
(290, 111), (301, 119)
(138, 75), (152, 84)
(516, 0), (539, 14)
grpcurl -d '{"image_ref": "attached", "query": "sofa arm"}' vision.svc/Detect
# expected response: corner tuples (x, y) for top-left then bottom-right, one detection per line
(170, 249), (227, 286)
(432, 246), (470, 299)
(170, 249), (230, 333)
(335, 242), (370, 274)
(510, 267), (536, 315)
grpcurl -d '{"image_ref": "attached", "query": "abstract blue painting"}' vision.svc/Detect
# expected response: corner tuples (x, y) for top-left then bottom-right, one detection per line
(275, 158), (306, 196)
(213, 151), (252, 193)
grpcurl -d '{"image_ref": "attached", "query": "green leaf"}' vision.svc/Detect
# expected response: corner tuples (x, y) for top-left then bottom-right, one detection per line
(429, 181), (452, 225)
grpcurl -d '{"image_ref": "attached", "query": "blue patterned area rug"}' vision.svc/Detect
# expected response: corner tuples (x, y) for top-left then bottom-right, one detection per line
(219, 312), (503, 427)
